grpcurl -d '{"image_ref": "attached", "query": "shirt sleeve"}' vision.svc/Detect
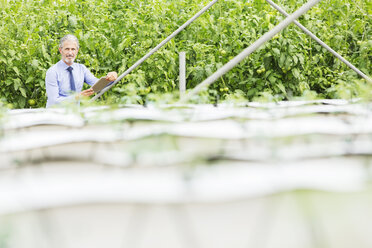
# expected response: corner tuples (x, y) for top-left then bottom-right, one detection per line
(45, 69), (74, 107)
(82, 65), (99, 86)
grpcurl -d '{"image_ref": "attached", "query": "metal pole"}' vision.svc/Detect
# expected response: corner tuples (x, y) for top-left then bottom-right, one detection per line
(179, 0), (322, 104)
(266, 0), (372, 83)
(179, 52), (186, 96)
(91, 0), (219, 101)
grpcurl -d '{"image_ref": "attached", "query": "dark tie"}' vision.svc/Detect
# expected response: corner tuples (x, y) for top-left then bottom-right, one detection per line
(66, 66), (76, 92)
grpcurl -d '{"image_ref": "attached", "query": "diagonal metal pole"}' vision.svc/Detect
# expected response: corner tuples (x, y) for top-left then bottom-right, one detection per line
(91, 0), (219, 101)
(266, 0), (372, 83)
(179, 0), (323, 104)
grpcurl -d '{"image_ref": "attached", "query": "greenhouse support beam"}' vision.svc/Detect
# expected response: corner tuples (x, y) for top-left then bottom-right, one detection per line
(179, 0), (322, 104)
(91, 0), (219, 101)
(266, 0), (372, 83)
(179, 52), (186, 96)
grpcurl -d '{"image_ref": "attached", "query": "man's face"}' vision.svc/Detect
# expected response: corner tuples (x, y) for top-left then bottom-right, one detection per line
(59, 40), (79, 66)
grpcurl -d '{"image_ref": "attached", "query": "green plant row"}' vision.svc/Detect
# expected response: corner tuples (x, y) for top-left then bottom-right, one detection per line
(0, 0), (371, 108)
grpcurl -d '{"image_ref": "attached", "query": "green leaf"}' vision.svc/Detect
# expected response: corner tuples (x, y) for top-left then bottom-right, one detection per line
(293, 55), (298, 65)
(13, 78), (21, 91)
(18, 97), (26, 108)
(272, 48), (280, 56)
(13, 66), (20, 75)
(297, 54), (304, 65)
(268, 74), (276, 83)
(19, 87), (27, 97)
(8, 50), (15, 57)
(285, 56), (292, 69)
(39, 79), (45, 88)
(31, 59), (39, 68)
(292, 68), (301, 79)
(279, 54), (286, 67)
(277, 83), (286, 94)
(25, 76), (34, 84)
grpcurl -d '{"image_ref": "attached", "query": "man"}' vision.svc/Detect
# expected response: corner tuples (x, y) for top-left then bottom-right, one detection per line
(45, 34), (118, 107)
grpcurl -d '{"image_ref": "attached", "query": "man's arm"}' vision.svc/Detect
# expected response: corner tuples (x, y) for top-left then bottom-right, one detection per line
(82, 65), (118, 86)
(82, 65), (99, 86)
(45, 69), (74, 107)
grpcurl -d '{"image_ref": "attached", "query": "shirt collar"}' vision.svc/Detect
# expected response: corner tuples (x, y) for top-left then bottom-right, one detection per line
(58, 60), (76, 70)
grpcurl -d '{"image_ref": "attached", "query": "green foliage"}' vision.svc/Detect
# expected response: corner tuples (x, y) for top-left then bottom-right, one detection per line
(0, 0), (371, 108)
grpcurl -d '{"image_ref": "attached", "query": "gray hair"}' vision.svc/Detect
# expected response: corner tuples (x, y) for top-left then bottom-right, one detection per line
(59, 34), (79, 49)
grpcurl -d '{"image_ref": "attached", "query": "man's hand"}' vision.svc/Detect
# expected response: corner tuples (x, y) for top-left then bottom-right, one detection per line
(75, 88), (94, 100)
(105, 71), (118, 81)
(80, 88), (94, 96)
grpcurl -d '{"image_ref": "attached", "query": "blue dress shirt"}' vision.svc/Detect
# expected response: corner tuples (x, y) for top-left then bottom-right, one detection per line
(45, 60), (98, 107)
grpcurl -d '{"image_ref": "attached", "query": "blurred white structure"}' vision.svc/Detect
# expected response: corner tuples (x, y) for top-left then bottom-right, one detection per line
(0, 100), (372, 248)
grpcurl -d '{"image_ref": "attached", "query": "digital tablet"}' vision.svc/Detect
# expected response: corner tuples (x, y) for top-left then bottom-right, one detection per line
(91, 77), (111, 92)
